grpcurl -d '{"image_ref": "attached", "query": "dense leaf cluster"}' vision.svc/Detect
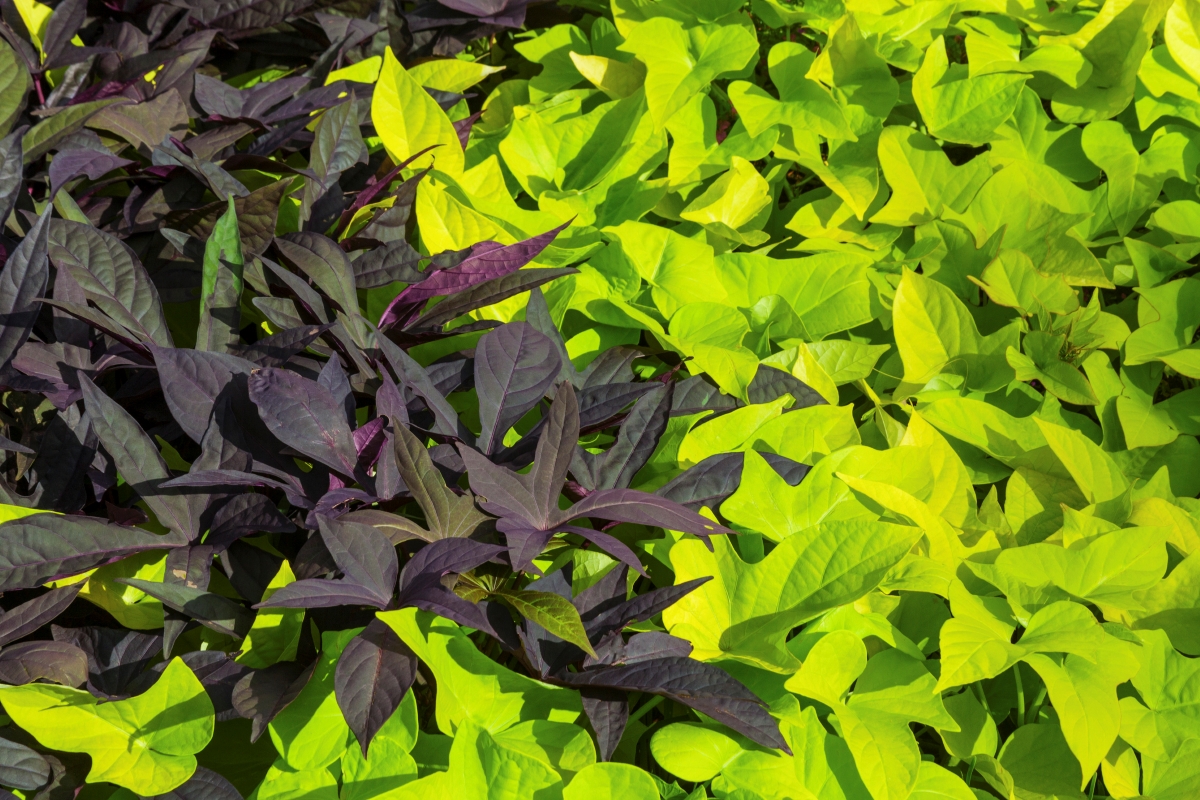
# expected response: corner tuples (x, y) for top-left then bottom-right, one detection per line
(0, 0), (1198, 798)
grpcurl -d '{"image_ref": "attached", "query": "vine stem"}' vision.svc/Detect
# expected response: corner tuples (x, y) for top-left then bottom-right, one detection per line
(628, 695), (664, 726)
(1013, 666), (1025, 727)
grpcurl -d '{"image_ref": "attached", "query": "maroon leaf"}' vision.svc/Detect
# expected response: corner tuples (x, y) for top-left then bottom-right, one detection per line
(334, 619), (418, 756)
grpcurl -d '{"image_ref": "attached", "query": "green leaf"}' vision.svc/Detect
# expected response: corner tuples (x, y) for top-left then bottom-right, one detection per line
(372, 47), (464, 176)
(236, 560), (305, 669)
(664, 520), (920, 671)
(379, 608), (581, 733)
(872, 126), (992, 226)
(727, 42), (853, 141)
(23, 98), (127, 163)
(268, 629), (356, 771)
(892, 269), (1017, 391)
(494, 589), (597, 657)
(195, 196), (244, 353)
(0, 658), (214, 795)
(0, 40), (29, 138)
(912, 37), (1028, 146)
(565, 763), (659, 800)
(618, 17), (758, 128)
(649, 723), (742, 783)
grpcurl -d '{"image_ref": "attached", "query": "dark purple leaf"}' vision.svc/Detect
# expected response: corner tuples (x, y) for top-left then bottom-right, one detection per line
(318, 516), (397, 601)
(39, 0), (85, 68)
(150, 346), (256, 443)
(334, 619), (418, 756)
(475, 322), (561, 455)
(232, 660), (316, 743)
(352, 240), (424, 290)
(560, 489), (734, 539)
(0, 513), (177, 592)
(48, 148), (132, 195)
(390, 425), (491, 540)
(379, 222), (567, 330)
(255, 578), (388, 610)
(0, 584), (82, 647)
(410, 267), (577, 334)
(494, 519), (554, 575)
(452, 111), (482, 150)
(578, 383), (671, 491)
(556, 524), (647, 578)
(51, 626), (162, 698)
(247, 367), (359, 478)
(655, 453), (744, 511)
(530, 381), (580, 523)
(561, 658), (787, 752)
(162, 545), (215, 657)
(235, 324), (332, 368)
(205, 494), (295, 552)
(0, 132), (24, 233)
(375, 332), (465, 441)
(119, 578), (253, 639)
(582, 578), (711, 640)
(746, 365), (825, 409)
(142, 766), (243, 800)
(398, 538), (505, 595)
(0, 433), (32, 455)
(317, 356), (355, 425)
(0, 205), (51, 370)
(580, 688), (627, 762)
(0, 641), (88, 687)
(80, 375), (206, 541)
(0, 736), (51, 791)
(622, 631), (695, 663)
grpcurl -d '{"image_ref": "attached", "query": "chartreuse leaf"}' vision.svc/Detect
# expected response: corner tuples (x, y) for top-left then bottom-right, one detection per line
(872, 126), (992, 226)
(493, 589), (597, 657)
(564, 763), (659, 799)
(268, 629), (356, 771)
(727, 42), (853, 141)
(893, 270), (1017, 392)
(785, 632), (957, 800)
(196, 196), (244, 354)
(0, 658), (214, 794)
(618, 16), (758, 128)
(340, 691), (419, 800)
(373, 47), (463, 175)
(236, 560), (305, 668)
(378, 608), (581, 733)
(650, 723), (743, 783)
(913, 36), (1027, 146)
(663, 521), (919, 671)
(1045, 0), (1172, 123)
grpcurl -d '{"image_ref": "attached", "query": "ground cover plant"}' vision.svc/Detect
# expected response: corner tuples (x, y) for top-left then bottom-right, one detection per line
(0, 0), (1199, 797)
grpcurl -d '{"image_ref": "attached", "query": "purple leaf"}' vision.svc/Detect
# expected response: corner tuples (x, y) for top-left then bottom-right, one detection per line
(143, 766), (244, 800)
(119, 578), (254, 638)
(232, 660), (316, 743)
(0, 513), (179, 592)
(0, 205), (51, 370)
(398, 538), (505, 595)
(318, 515), (397, 601)
(150, 346), (256, 443)
(255, 577), (388, 610)
(453, 111), (482, 150)
(580, 688), (627, 762)
(248, 367), (360, 478)
(378, 222), (568, 330)
(582, 577), (711, 640)
(475, 322), (561, 455)
(48, 148), (133, 196)
(560, 489), (734, 540)
(334, 619), (419, 756)
(51, 626), (163, 699)
(205, 494), (296, 552)
(0, 641), (88, 688)
(0, 584), (83, 647)
(560, 657), (787, 752)
(0, 734), (51, 790)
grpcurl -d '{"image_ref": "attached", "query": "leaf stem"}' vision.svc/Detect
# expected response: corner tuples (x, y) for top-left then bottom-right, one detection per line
(1013, 666), (1025, 727)
(965, 756), (976, 786)
(628, 695), (664, 726)
(1087, 772), (1097, 799)
(1025, 684), (1048, 726)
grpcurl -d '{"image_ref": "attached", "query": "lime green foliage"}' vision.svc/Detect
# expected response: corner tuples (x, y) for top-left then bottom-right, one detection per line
(0, 659), (214, 794)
